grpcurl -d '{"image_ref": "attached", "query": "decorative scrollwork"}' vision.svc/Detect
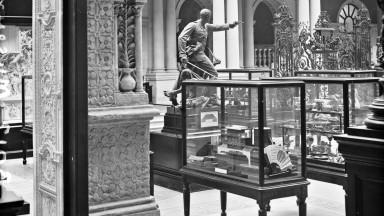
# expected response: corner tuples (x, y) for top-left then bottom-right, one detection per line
(293, 22), (313, 71)
(273, 2), (294, 77)
(354, 6), (371, 69)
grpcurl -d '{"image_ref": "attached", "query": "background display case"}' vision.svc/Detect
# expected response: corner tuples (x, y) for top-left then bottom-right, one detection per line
(262, 77), (381, 186)
(217, 68), (273, 80)
(20, 75), (33, 165)
(294, 69), (377, 78)
(181, 80), (309, 216)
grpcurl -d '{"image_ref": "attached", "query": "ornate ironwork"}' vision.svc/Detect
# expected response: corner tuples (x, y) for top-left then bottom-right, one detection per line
(354, 6), (371, 69)
(272, 3), (294, 77)
(335, 27), (355, 70)
(293, 22), (313, 71)
(312, 11), (338, 70)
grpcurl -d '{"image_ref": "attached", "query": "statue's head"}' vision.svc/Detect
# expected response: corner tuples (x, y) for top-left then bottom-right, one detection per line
(200, 9), (211, 23)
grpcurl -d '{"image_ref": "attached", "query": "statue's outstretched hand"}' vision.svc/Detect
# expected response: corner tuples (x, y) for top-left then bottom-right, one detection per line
(229, 21), (243, 28)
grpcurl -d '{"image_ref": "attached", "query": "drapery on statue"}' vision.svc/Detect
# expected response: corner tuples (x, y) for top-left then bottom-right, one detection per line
(164, 8), (240, 106)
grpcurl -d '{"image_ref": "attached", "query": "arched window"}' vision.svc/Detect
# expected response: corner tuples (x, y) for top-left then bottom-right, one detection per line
(338, 3), (359, 33)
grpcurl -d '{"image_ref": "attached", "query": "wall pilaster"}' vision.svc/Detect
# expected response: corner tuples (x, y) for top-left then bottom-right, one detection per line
(226, 0), (240, 68)
(152, 0), (165, 72)
(213, 0), (227, 69)
(243, 0), (255, 68)
(309, 0), (321, 34)
(297, 0), (310, 26)
(165, 0), (178, 73)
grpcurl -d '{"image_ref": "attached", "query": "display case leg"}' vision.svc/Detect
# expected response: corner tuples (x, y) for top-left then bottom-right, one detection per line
(343, 184), (349, 216)
(183, 181), (190, 216)
(297, 196), (307, 216)
(257, 200), (268, 216)
(22, 140), (27, 165)
(266, 202), (271, 211)
(220, 191), (227, 216)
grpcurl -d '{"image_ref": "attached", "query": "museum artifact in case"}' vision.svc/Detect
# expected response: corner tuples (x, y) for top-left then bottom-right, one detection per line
(262, 76), (381, 185)
(180, 80), (309, 216)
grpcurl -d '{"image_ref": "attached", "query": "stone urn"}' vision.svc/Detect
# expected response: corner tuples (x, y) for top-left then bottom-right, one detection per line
(119, 68), (136, 92)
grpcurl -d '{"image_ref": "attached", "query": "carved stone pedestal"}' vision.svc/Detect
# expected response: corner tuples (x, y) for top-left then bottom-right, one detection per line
(88, 105), (160, 216)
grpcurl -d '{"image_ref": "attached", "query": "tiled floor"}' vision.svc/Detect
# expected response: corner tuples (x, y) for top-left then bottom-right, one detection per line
(0, 158), (345, 216)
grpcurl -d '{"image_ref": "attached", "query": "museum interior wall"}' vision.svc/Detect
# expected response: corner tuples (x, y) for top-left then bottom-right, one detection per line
(140, 0), (380, 104)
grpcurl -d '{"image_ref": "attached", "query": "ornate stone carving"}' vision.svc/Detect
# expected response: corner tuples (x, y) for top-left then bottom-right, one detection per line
(88, 0), (116, 106)
(116, 1), (136, 69)
(41, 150), (57, 187)
(88, 122), (150, 205)
(42, 194), (56, 216)
(115, 1), (138, 92)
(35, 0), (63, 215)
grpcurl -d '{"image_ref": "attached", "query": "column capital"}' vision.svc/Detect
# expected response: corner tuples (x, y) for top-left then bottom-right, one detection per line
(133, 0), (147, 15)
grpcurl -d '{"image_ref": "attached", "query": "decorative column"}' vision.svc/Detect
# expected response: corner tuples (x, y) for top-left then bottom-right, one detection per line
(226, 0), (240, 68)
(297, 0), (310, 26)
(134, 0), (146, 92)
(88, 0), (160, 215)
(309, 0), (321, 34)
(165, 0), (178, 72)
(152, 0), (165, 72)
(243, 0), (255, 68)
(213, 0), (227, 69)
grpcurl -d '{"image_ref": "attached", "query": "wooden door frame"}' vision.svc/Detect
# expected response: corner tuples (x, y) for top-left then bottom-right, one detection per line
(63, 0), (89, 215)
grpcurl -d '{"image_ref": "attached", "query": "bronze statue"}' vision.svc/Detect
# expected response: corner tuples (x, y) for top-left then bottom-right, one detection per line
(164, 9), (240, 106)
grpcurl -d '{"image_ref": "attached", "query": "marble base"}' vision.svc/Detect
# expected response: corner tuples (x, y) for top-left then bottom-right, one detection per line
(88, 105), (160, 215)
(115, 92), (149, 106)
(89, 197), (160, 216)
(146, 72), (179, 105)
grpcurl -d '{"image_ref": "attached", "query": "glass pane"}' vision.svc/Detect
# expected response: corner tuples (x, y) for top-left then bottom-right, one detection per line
(185, 84), (261, 184)
(305, 83), (344, 164)
(349, 82), (379, 127)
(264, 87), (302, 184)
(185, 84), (222, 173)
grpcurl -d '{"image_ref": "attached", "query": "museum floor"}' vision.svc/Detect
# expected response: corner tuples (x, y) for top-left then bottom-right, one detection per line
(1, 158), (345, 216)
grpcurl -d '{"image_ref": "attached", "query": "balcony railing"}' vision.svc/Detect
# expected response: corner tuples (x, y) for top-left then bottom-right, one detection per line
(254, 44), (274, 68)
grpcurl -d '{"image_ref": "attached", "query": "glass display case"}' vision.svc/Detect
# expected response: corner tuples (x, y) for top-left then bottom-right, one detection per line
(294, 69), (377, 78)
(217, 68), (273, 80)
(21, 75), (33, 165)
(180, 80), (309, 216)
(262, 76), (381, 185)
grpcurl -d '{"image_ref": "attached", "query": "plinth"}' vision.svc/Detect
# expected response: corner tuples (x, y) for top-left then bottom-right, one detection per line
(88, 105), (160, 216)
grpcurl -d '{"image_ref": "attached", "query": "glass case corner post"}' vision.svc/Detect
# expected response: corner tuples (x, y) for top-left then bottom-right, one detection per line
(258, 86), (264, 186)
(342, 82), (350, 133)
(300, 83), (306, 177)
(182, 81), (187, 167)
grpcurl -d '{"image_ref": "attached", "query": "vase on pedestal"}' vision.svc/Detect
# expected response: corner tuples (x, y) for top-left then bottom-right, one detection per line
(119, 68), (136, 92)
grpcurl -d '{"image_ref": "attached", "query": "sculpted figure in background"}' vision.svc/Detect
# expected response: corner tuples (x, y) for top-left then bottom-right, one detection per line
(164, 8), (240, 106)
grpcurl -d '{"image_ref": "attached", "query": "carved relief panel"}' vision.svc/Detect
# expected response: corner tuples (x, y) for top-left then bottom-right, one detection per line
(34, 0), (64, 215)
(88, 0), (116, 107)
(88, 122), (150, 205)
